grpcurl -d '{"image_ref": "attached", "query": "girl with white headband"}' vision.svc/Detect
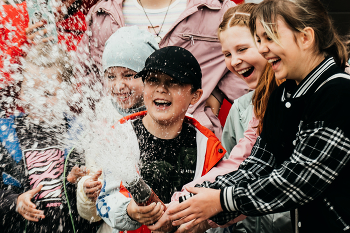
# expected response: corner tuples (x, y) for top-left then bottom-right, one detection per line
(149, 4), (292, 233)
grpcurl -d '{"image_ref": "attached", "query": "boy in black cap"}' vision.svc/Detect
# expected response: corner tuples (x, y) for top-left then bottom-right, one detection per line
(95, 46), (226, 232)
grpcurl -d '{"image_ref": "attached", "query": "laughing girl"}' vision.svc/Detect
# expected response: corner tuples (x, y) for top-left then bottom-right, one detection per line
(166, 1), (350, 233)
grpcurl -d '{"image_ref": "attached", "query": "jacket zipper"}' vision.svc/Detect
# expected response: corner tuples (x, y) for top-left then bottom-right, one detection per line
(95, 8), (120, 26)
(295, 209), (299, 233)
(159, 2), (222, 46)
(323, 198), (350, 231)
(181, 34), (219, 45)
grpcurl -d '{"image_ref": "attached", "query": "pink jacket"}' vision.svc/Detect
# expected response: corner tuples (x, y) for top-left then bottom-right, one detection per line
(75, 0), (248, 138)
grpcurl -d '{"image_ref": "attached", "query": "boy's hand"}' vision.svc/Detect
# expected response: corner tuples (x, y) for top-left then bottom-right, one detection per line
(148, 203), (209, 233)
(127, 199), (164, 225)
(16, 184), (45, 222)
(174, 220), (211, 233)
(25, 22), (54, 44)
(148, 203), (173, 232)
(83, 169), (102, 201)
(67, 166), (90, 184)
(167, 187), (222, 228)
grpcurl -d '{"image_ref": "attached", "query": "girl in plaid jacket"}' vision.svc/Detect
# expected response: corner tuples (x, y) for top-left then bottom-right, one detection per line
(166, 1), (350, 233)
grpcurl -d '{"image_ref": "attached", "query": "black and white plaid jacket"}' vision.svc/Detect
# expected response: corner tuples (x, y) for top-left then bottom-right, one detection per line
(198, 57), (350, 232)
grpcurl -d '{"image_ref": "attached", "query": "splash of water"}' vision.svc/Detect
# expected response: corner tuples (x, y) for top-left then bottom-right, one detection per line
(69, 95), (140, 184)
(0, 0), (142, 187)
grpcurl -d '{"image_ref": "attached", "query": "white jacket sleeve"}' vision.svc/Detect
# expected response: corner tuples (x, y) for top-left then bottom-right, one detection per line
(77, 175), (102, 222)
(76, 154), (104, 222)
(96, 175), (142, 231)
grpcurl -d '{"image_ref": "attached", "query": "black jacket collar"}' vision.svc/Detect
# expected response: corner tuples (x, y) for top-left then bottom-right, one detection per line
(282, 57), (336, 101)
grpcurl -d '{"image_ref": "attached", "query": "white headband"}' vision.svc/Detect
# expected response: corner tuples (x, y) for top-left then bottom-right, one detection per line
(234, 12), (251, 17)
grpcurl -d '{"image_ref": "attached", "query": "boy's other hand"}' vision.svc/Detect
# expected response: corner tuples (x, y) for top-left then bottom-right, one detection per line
(25, 22), (54, 44)
(67, 166), (90, 184)
(174, 220), (211, 233)
(16, 184), (45, 222)
(83, 169), (102, 201)
(127, 199), (164, 225)
(167, 187), (222, 228)
(147, 203), (173, 232)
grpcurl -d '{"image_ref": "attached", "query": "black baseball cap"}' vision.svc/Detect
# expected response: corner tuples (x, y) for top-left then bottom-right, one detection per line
(135, 46), (202, 90)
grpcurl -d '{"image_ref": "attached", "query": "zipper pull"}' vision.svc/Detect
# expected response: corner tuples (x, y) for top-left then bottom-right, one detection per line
(190, 35), (194, 46)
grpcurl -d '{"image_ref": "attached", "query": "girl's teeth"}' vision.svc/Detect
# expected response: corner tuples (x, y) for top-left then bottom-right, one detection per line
(238, 67), (251, 75)
(268, 58), (280, 63)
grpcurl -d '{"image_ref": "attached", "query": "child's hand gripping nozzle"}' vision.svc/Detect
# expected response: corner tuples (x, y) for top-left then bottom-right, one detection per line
(125, 175), (167, 210)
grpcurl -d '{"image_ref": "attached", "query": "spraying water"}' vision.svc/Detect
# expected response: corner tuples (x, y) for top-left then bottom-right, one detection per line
(70, 95), (140, 186)
(0, 5), (169, 232)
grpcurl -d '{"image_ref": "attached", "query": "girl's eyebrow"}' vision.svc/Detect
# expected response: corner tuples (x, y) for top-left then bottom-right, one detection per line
(235, 43), (250, 48)
(222, 43), (250, 53)
(258, 32), (269, 38)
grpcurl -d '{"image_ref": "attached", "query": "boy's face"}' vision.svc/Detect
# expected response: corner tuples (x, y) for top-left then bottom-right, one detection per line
(104, 67), (144, 110)
(21, 64), (66, 120)
(143, 71), (202, 125)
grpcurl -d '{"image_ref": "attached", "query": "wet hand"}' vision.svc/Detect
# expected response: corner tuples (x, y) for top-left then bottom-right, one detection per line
(175, 220), (211, 233)
(25, 22), (54, 44)
(83, 169), (102, 201)
(148, 203), (174, 232)
(127, 199), (164, 225)
(167, 187), (222, 228)
(67, 166), (90, 184)
(16, 184), (45, 222)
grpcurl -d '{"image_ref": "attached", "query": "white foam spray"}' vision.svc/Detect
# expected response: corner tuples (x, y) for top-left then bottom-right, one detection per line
(70, 95), (140, 185)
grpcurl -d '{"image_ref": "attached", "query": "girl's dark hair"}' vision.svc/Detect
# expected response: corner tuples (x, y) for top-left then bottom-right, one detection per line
(345, 33), (350, 60)
(249, 0), (348, 70)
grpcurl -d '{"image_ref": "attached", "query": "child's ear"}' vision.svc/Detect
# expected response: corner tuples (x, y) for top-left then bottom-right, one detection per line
(190, 89), (203, 105)
(299, 27), (316, 51)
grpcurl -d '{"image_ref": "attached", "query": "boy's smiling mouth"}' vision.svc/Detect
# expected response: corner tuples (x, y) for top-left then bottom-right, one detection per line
(115, 92), (131, 101)
(154, 99), (172, 109)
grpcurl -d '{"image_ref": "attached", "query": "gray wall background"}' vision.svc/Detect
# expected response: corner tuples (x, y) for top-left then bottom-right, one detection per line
(245, 0), (350, 37)
(315, 0), (350, 37)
